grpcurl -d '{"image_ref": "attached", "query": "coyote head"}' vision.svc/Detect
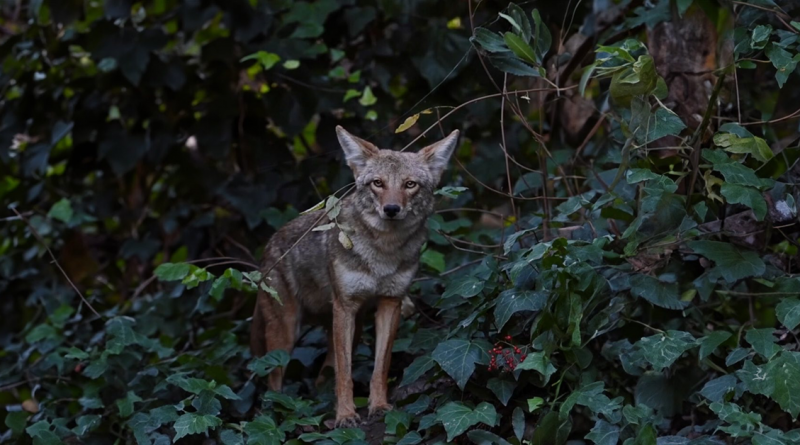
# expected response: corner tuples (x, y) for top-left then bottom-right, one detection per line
(336, 126), (459, 223)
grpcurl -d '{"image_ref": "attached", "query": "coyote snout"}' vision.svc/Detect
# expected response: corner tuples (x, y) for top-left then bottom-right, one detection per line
(250, 125), (459, 427)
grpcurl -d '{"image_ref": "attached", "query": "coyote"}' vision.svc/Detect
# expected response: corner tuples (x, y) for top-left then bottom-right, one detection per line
(250, 126), (459, 426)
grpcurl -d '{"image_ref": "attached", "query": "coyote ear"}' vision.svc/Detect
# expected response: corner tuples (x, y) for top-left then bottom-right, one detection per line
(419, 129), (459, 180)
(336, 126), (379, 177)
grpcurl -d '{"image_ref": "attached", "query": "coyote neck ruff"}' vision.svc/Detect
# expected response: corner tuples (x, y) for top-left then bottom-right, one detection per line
(250, 126), (459, 427)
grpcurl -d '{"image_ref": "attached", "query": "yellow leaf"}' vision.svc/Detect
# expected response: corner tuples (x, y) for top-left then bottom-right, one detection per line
(447, 17), (462, 29)
(395, 114), (420, 133)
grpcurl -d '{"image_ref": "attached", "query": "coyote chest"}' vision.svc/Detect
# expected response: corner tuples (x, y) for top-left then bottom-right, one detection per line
(332, 234), (420, 300)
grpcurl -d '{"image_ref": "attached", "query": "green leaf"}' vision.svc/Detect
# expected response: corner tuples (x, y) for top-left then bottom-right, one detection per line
(5, 411), (28, 436)
(172, 413), (222, 441)
(777, 298), (800, 330)
(698, 331), (732, 360)
(516, 351), (557, 383)
(504, 32), (537, 64)
(400, 354), (435, 386)
(527, 397), (544, 413)
(637, 330), (697, 371)
(443, 277), (484, 298)
(629, 98), (686, 143)
(116, 391), (142, 418)
(513, 407), (525, 440)
(713, 133), (773, 163)
(467, 430), (512, 445)
(531, 9), (551, 61)
(751, 24), (772, 50)
(771, 353), (800, 417)
(154, 262), (191, 281)
(494, 289), (547, 330)
(384, 410), (412, 435)
(586, 419), (620, 445)
(687, 241), (766, 283)
(432, 339), (484, 389)
(766, 43), (798, 88)
(282, 60), (300, 70)
(436, 402), (495, 442)
(343, 89), (361, 102)
(420, 249), (445, 273)
(720, 183), (767, 221)
(48, 198), (73, 223)
(699, 374), (737, 402)
(472, 28), (508, 53)
(737, 360), (775, 396)
(397, 431), (423, 445)
(488, 53), (541, 77)
(726, 347), (750, 366)
(629, 275), (686, 310)
(358, 86), (377, 106)
(244, 415), (284, 445)
(241, 51), (281, 70)
(579, 62), (598, 96)
(435, 185), (469, 198)
(487, 377), (516, 406)
(506, 3), (532, 42)
(745, 328), (781, 360)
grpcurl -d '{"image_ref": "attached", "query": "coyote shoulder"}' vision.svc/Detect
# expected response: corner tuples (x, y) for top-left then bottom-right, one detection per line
(251, 126), (459, 426)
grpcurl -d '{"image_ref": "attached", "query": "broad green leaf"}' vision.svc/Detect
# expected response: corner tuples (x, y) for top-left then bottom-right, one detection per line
(720, 184), (767, 221)
(400, 354), (435, 386)
(637, 330), (697, 370)
(527, 397), (544, 413)
(397, 431), (423, 445)
(713, 133), (773, 163)
(384, 410), (412, 435)
(473, 402), (498, 427)
(343, 89), (361, 102)
(629, 275), (685, 310)
(504, 32), (537, 64)
(766, 43), (799, 88)
(173, 413), (222, 441)
(116, 391), (142, 418)
(503, 228), (536, 254)
(745, 328), (781, 360)
(699, 375), (737, 402)
(487, 377), (516, 406)
(586, 419), (620, 445)
(443, 277), (484, 298)
(435, 186), (469, 198)
(751, 25), (773, 50)
(513, 407), (525, 440)
(432, 340), (483, 389)
(726, 348), (750, 366)
(436, 402), (496, 442)
(687, 241), (766, 283)
(248, 350), (290, 377)
(244, 415), (283, 445)
(467, 430), (512, 445)
(488, 53), (541, 77)
(531, 9), (551, 61)
(698, 331), (732, 360)
(776, 298), (800, 330)
(771, 353), (800, 417)
(282, 60), (300, 70)
(737, 360), (775, 396)
(494, 289), (547, 330)
(420, 249), (445, 273)
(507, 3), (532, 42)
(472, 28), (508, 53)
(5, 411), (28, 436)
(48, 198), (73, 223)
(516, 351), (557, 383)
(241, 51), (281, 70)
(358, 86), (377, 106)
(154, 262), (191, 281)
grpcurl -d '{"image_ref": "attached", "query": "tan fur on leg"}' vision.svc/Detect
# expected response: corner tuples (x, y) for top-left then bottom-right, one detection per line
(369, 297), (402, 416)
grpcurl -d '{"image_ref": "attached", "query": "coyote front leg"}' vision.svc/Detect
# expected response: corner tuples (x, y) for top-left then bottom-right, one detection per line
(332, 296), (360, 427)
(369, 296), (402, 416)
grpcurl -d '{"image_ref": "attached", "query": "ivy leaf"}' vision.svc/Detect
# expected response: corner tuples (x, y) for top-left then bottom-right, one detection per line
(420, 249), (445, 273)
(467, 430), (512, 445)
(48, 198), (73, 223)
(116, 391), (142, 418)
(687, 241), (766, 283)
(400, 354), (435, 386)
(244, 415), (284, 445)
(504, 32), (537, 64)
(765, 43), (799, 88)
(494, 289), (547, 330)
(241, 51), (281, 70)
(771, 353), (800, 417)
(629, 275), (686, 310)
(432, 340), (484, 389)
(637, 330), (697, 371)
(358, 86), (377, 106)
(713, 133), (773, 163)
(586, 419), (620, 445)
(516, 351), (557, 383)
(745, 328), (781, 360)
(443, 277), (484, 298)
(154, 262), (191, 281)
(397, 431), (423, 445)
(513, 407), (525, 440)
(720, 184), (767, 221)
(700, 375), (737, 402)
(172, 413), (222, 441)
(472, 28), (508, 53)
(737, 360), (775, 396)
(436, 402), (496, 442)
(776, 298), (800, 330)
(487, 377), (516, 406)
(698, 331), (732, 360)
(751, 25), (773, 50)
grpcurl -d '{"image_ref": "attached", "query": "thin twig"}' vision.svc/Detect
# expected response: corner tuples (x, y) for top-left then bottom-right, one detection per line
(11, 207), (102, 318)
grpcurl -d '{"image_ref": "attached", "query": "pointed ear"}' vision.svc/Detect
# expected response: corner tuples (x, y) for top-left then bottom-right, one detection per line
(336, 126), (379, 177)
(419, 129), (459, 180)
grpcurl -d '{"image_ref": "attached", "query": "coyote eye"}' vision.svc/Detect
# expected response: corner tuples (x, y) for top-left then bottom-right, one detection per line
(405, 181), (417, 189)
(372, 179), (383, 188)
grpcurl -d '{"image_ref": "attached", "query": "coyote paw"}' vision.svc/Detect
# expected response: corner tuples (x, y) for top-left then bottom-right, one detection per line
(368, 403), (393, 419)
(334, 413), (361, 428)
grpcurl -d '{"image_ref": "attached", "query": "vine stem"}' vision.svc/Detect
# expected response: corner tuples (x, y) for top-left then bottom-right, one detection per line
(686, 72), (727, 203)
(11, 207), (102, 318)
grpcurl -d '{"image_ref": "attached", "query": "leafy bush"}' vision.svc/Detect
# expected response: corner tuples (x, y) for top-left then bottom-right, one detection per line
(2, 0), (800, 444)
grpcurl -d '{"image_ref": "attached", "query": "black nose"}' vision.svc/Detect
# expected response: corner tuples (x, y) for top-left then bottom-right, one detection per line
(383, 204), (401, 218)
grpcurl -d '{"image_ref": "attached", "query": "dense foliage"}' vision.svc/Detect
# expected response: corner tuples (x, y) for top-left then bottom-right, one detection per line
(2, 0), (800, 444)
